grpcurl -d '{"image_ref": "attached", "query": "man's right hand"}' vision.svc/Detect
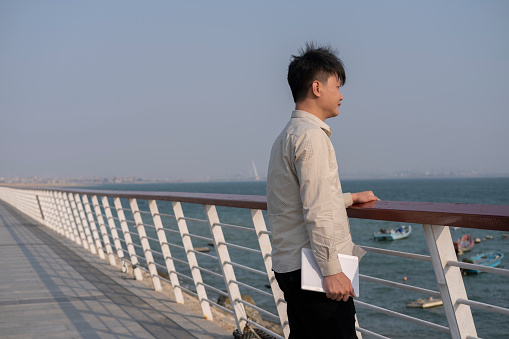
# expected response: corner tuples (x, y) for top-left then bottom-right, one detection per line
(351, 191), (379, 204)
(323, 272), (356, 302)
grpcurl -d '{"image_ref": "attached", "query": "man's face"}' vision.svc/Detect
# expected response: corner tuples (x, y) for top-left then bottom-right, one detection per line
(320, 75), (343, 120)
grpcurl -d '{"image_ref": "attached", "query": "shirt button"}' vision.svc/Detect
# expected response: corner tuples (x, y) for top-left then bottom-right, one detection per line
(313, 250), (316, 253)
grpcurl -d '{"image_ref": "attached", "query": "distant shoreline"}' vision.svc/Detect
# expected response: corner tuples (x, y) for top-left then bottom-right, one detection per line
(2, 175), (509, 188)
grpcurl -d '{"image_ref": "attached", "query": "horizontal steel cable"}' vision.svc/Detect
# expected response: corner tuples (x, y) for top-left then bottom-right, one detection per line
(218, 241), (261, 255)
(224, 261), (267, 276)
(231, 280), (273, 298)
(457, 298), (509, 316)
(447, 260), (509, 277)
(354, 300), (450, 333)
(361, 245), (431, 261)
(360, 274), (441, 297)
(236, 298), (280, 322)
(213, 222), (256, 233)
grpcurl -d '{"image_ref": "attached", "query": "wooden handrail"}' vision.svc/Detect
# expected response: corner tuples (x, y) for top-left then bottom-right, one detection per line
(12, 187), (268, 210)
(348, 200), (509, 231)
(7, 186), (509, 231)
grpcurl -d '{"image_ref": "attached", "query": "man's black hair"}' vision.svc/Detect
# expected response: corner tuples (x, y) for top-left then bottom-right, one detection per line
(287, 42), (346, 103)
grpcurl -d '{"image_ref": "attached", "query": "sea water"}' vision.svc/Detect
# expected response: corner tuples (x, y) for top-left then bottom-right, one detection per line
(80, 177), (509, 338)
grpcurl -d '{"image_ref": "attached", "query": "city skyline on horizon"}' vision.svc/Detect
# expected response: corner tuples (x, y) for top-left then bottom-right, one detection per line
(2, 167), (507, 185)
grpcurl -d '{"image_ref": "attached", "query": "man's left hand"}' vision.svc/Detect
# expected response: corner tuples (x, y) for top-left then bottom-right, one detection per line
(323, 272), (355, 302)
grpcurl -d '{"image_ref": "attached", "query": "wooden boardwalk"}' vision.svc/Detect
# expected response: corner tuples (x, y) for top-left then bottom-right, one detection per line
(0, 201), (232, 338)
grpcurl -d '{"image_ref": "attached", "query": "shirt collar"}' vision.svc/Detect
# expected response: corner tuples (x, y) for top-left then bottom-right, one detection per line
(291, 110), (332, 137)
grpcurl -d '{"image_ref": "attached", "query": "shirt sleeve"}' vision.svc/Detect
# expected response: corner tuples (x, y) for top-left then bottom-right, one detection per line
(343, 193), (353, 207)
(293, 129), (342, 276)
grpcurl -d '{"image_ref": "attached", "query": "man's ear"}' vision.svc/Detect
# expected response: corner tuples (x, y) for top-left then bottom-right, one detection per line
(311, 80), (321, 97)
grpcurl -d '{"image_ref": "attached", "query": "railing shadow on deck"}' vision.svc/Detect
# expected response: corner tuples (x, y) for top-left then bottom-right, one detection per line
(1, 186), (508, 339)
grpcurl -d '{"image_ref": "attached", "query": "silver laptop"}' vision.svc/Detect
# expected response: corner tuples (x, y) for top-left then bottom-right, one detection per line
(301, 247), (359, 297)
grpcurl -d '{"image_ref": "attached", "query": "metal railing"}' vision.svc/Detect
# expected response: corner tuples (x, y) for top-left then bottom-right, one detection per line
(0, 186), (508, 339)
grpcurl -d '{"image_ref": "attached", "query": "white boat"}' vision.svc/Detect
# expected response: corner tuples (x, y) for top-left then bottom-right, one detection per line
(374, 225), (412, 241)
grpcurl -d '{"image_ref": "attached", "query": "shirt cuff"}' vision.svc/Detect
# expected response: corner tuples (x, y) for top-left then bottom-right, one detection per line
(319, 257), (343, 276)
(343, 192), (353, 207)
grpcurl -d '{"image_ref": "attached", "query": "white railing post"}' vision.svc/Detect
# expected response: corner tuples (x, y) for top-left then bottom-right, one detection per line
(16, 190), (24, 215)
(11, 190), (20, 212)
(148, 199), (184, 302)
(46, 190), (62, 234)
(39, 191), (53, 231)
(423, 224), (477, 339)
(92, 195), (116, 266)
(129, 198), (161, 291)
(35, 192), (45, 225)
(57, 192), (76, 242)
(204, 204), (247, 331)
(172, 201), (213, 320)
(63, 192), (83, 246)
(102, 196), (124, 261)
(14, 190), (23, 214)
(52, 191), (70, 238)
(32, 190), (42, 221)
(67, 193), (90, 249)
(75, 194), (97, 255)
(82, 194), (105, 259)
(251, 209), (290, 338)
(68, 193), (91, 251)
(18, 190), (27, 215)
(114, 197), (143, 281)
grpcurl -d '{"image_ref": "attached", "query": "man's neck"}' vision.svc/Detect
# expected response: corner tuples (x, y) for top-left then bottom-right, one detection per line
(295, 102), (327, 122)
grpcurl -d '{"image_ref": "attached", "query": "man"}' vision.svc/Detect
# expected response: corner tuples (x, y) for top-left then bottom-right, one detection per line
(266, 43), (379, 338)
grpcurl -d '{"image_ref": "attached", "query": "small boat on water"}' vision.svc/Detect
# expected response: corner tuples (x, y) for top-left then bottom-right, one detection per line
(454, 234), (474, 254)
(461, 251), (504, 274)
(374, 225), (411, 241)
(406, 297), (443, 308)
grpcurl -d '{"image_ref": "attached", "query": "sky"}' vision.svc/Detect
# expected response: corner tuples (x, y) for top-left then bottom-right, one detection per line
(1, 1), (508, 181)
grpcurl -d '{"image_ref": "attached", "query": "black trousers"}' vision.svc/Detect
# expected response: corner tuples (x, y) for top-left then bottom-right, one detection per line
(275, 269), (358, 339)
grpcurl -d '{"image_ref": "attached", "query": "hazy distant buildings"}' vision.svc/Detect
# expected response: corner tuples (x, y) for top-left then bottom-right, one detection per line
(0, 169), (507, 186)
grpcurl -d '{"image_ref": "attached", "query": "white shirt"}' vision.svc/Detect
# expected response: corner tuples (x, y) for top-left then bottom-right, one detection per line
(267, 110), (365, 275)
